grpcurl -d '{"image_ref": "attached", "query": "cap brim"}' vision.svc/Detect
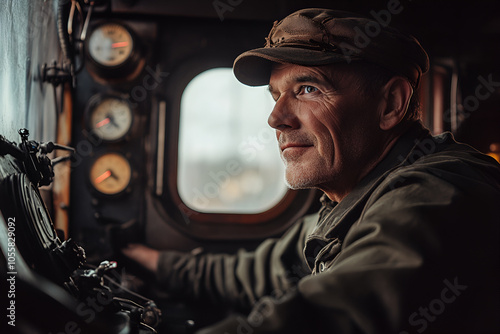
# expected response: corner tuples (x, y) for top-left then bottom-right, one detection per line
(233, 47), (348, 86)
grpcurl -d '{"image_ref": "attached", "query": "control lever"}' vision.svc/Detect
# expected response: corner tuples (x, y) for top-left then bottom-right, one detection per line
(68, 260), (118, 301)
(17, 128), (75, 187)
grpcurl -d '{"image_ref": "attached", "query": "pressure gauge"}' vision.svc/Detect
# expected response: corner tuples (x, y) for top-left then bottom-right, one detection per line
(86, 22), (143, 79)
(90, 153), (132, 195)
(88, 22), (134, 67)
(86, 94), (133, 142)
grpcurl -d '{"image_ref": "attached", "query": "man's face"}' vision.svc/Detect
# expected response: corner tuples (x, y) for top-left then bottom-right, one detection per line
(268, 63), (387, 200)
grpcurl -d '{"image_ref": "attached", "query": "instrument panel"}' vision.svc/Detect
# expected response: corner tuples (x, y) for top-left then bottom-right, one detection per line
(70, 18), (157, 261)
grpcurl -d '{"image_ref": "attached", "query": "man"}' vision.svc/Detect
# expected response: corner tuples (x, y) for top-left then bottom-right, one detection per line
(124, 8), (500, 333)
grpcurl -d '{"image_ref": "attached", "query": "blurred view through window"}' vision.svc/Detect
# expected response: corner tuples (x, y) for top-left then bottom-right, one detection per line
(178, 68), (287, 213)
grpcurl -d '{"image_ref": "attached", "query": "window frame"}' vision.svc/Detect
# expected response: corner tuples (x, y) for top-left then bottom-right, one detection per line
(154, 56), (319, 240)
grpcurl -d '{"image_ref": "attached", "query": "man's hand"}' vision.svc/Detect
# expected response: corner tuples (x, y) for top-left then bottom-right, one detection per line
(122, 244), (160, 273)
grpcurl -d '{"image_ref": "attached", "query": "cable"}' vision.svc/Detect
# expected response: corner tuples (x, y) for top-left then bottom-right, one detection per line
(139, 322), (158, 334)
(104, 272), (154, 303)
(113, 296), (144, 309)
(83, 263), (154, 303)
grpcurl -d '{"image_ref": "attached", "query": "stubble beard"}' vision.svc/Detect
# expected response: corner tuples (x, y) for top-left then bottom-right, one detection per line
(282, 153), (333, 190)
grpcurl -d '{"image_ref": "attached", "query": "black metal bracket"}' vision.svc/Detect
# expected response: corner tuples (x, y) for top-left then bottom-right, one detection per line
(42, 61), (75, 87)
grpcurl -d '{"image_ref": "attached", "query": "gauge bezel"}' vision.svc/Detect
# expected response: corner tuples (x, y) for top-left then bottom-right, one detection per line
(85, 93), (135, 143)
(88, 152), (133, 197)
(85, 21), (144, 79)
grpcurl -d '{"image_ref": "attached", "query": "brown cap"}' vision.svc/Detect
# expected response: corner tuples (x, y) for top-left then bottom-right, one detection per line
(233, 8), (429, 87)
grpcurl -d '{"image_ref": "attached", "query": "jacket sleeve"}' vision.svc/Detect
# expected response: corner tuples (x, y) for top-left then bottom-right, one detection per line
(156, 213), (316, 310)
(196, 164), (500, 334)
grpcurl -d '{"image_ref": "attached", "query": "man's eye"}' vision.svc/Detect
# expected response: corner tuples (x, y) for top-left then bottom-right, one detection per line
(302, 86), (318, 94)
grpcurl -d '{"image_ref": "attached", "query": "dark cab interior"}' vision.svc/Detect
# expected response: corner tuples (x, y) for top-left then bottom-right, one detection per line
(0, 0), (499, 333)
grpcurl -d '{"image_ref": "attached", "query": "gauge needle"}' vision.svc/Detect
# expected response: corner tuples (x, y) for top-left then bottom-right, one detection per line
(96, 115), (119, 129)
(112, 41), (129, 48)
(95, 117), (111, 128)
(95, 170), (112, 184)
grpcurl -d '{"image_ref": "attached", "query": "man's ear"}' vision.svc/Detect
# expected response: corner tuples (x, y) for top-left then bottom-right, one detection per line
(379, 77), (413, 131)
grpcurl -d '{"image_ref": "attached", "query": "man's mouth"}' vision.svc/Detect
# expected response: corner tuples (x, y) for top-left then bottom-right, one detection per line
(280, 143), (314, 160)
(281, 143), (312, 151)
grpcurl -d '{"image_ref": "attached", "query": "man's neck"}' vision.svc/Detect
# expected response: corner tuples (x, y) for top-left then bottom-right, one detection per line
(322, 126), (411, 202)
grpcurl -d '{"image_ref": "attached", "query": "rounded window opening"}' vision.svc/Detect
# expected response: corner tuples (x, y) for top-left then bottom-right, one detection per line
(178, 68), (287, 214)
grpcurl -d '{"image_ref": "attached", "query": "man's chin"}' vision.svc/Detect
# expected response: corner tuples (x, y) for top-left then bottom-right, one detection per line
(284, 173), (315, 190)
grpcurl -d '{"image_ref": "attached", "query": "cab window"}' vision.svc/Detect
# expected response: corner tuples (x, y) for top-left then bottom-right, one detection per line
(177, 68), (287, 214)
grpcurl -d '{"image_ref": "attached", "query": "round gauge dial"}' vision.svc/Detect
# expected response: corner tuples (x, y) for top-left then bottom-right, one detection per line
(88, 23), (134, 67)
(88, 96), (133, 142)
(90, 153), (132, 195)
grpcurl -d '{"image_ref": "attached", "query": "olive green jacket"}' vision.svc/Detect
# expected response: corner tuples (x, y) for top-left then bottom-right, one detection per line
(157, 123), (500, 333)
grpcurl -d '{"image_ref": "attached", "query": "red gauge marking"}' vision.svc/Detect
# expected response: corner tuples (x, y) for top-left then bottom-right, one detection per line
(112, 41), (129, 48)
(95, 170), (112, 184)
(96, 118), (110, 128)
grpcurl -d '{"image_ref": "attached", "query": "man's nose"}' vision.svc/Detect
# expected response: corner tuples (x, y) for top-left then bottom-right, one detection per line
(268, 95), (299, 130)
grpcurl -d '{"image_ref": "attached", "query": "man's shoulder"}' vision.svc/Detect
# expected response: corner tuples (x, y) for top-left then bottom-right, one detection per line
(392, 130), (500, 190)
